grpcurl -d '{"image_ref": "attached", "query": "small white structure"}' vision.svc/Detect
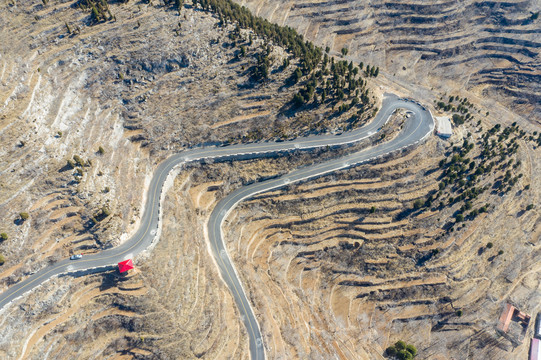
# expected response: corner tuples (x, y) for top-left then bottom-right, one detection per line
(531, 338), (541, 360)
(435, 116), (452, 138)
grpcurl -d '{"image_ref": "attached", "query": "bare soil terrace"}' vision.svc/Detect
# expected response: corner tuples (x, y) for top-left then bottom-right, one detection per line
(0, 1), (369, 358)
(235, 0), (541, 124)
(217, 126), (540, 359)
(0, 0), (539, 359)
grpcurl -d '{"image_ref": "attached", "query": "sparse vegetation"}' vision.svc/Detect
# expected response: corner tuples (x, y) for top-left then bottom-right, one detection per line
(0, 233), (7, 241)
(425, 121), (523, 231)
(249, 47), (271, 82)
(413, 199), (424, 210)
(437, 95), (475, 125)
(364, 64), (379, 77)
(73, 155), (85, 167)
(98, 146), (105, 155)
(193, 0), (322, 73)
(191, 0), (375, 133)
(386, 340), (417, 359)
(0, 254), (4, 266)
(19, 212), (29, 221)
(93, 206), (111, 223)
(79, 0), (114, 24)
(174, 0), (183, 12)
(2, 1), (539, 358)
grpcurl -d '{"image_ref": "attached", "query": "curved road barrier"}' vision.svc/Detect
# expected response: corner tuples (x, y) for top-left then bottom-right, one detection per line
(0, 94), (434, 360)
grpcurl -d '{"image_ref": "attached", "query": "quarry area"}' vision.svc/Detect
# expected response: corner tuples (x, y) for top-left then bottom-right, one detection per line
(0, 1), (539, 360)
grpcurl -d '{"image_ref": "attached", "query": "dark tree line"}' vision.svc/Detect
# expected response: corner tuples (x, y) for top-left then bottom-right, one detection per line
(413, 122), (525, 233)
(74, 0), (383, 136)
(292, 57), (371, 113)
(76, 0), (114, 23)
(192, 0), (322, 74)
(190, 0), (379, 122)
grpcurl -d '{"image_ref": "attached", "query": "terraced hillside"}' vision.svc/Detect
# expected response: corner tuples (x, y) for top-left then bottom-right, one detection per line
(0, 3), (260, 358)
(1, 0), (538, 358)
(214, 119), (541, 358)
(0, 0), (381, 288)
(0, 173), (250, 359)
(0, 1), (377, 358)
(236, 0), (541, 123)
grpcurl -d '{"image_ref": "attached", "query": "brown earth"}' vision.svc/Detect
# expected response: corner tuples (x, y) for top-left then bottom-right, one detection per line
(0, 0), (374, 293)
(235, 0), (541, 124)
(216, 121), (540, 359)
(0, 1), (355, 358)
(0, 174), (249, 359)
(0, 1), (539, 360)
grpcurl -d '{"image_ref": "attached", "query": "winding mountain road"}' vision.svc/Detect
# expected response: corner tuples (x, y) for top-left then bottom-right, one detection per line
(0, 94), (434, 360)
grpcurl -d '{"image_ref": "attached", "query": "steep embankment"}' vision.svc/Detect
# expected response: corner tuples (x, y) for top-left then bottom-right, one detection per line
(236, 0), (540, 123)
(0, 0), (330, 358)
(0, 0), (384, 357)
(217, 116), (540, 359)
(0, 3), (256, 358)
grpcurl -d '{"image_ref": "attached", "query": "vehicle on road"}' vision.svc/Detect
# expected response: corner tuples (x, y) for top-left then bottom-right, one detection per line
(0, 94), (434, 360)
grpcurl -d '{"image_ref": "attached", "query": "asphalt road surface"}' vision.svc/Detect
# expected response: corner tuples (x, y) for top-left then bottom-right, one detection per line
(0, 94), (434, 360)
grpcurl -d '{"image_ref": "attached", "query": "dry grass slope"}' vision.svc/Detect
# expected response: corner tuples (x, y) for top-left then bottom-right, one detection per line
(236, 0), (540, 123)
(0, 0), (539, 359)
(0, 175), (249, 359)
(216, 129), (540, 359)
(1, 0), (381, 357)
(0, 1), (338, 358)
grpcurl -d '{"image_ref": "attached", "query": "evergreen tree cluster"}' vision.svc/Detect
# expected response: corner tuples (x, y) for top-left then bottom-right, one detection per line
(413, 122), (526, 234)
(77, 0), (114, 23)
(72, 0), (384, 139)
(192, 0), (322, 74)
(250, 45), (271, 81)
(436, 95), (474, 120)
(364, 64), (379, 77)
(190, 0), (378, 125)
(76, 0), (380, 119)
(292, 56), (372, 114)
(386, 340), (417, 360)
